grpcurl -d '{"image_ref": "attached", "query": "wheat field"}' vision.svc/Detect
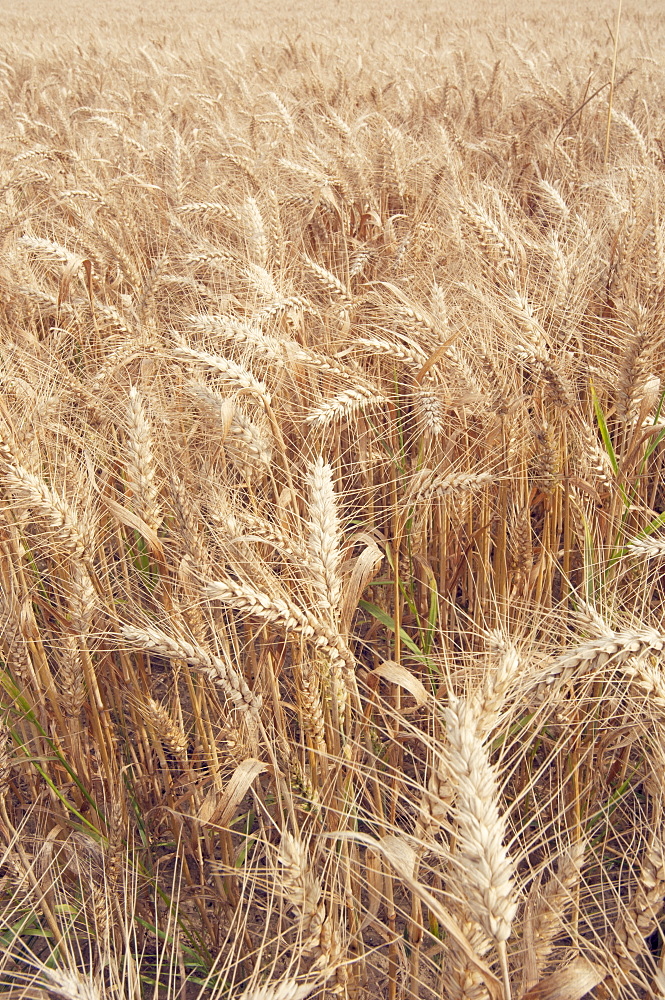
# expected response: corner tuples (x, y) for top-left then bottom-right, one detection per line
(1, 2), (665, 998)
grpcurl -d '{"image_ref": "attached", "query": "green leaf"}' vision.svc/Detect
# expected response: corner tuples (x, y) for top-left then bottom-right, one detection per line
(358, 599), (435, 670)
(590, 381), (618, 475)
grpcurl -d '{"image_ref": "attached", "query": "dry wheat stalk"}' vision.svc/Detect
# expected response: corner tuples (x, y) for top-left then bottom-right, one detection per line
(341, 336), (429, 369)
(242, 195), (268, 265)
(189, 383), (273, 477)
(169, 474), (214, 574)
(245, 262), (279, 301)
(460, 201), (523, 282)
(615, 303), (650, 423)
(224, 510), (308, 563)
(537, 180), (569, 221)
(413, 381), (447, 439)
(418, 759), (454, 839)
(176, 201), (245, 224)
(302, 254), (350, 301)
(296, 661), (333, 751)
(503, 288), (549, 362)
(179, 315), (281, 361)
(0, 607), (35, 687)
(19, 235), (84, 270)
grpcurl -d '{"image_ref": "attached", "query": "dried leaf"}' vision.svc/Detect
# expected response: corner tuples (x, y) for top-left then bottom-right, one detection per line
(197, 758), (268, 827)
(101, 494), (164, 557)
(372, 660), (428, 708)
(522, 957), (605, 1000)
(380, 834), (418, 878)
(340, 533), (383, 631)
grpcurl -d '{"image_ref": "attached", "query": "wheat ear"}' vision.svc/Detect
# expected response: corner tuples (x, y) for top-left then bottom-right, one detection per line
(277, 832), (326, 957)
(0, 447), (93, 561)
(442, 914), (492, 1000)
(125, 386), (161, 531)
(611, 775), (665, 973)
(306, 456), (343, 618)
(121, 625), (261, 717)
(529, 628), (665, 701)
(203, 579), (354, 672)
(239, 980), (323, 1000)
(623, 535), (665, 560)
(521, 840), (586, 991)
(305, 386), (387, 429)
(172, 340), (272, 405)
(444, 694), (517, 995)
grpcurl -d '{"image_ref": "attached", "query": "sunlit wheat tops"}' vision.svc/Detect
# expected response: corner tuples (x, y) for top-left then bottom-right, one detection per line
(3, 8), (665, 1000)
